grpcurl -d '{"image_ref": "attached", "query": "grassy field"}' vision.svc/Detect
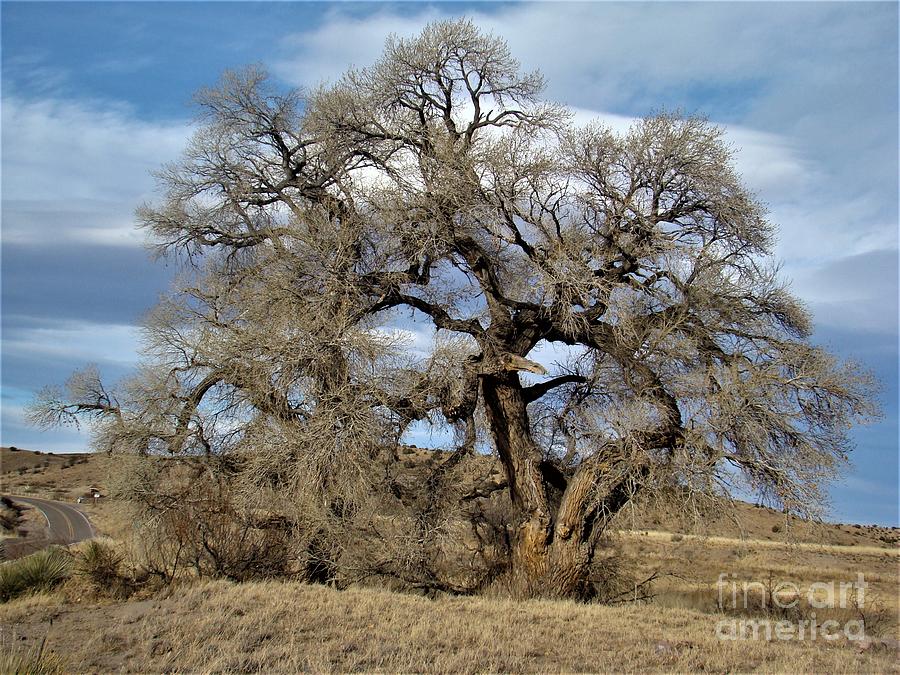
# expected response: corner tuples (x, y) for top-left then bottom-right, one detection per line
(2, 579), (897, 673)
(1, 446), (897, 673)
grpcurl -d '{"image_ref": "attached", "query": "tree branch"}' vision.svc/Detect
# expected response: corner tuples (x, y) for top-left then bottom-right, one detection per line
(522, 374), (587, 403)
(367, 290), (484, 336)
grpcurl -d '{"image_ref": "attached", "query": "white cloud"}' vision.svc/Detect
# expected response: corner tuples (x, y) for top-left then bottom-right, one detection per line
(1, 95), (191, 247)
(273, 4), (892, 116)
(273, 8), (443, 88)
(569, 108), (634, 135)
(724, 128), (813, 200)
(66, 225), (148, 247)
(274, 4), (782, 93)
(789, 249), (899, 337)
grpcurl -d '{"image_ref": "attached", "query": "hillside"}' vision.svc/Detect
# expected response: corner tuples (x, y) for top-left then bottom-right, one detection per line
(1, 445), (898, 672)
(0, 446), (91, 478)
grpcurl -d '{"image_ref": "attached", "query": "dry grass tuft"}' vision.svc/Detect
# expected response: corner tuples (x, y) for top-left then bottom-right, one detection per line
(0, 644), (67, 675)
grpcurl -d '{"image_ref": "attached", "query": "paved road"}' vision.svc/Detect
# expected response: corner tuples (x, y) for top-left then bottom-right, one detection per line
(4, 495), (94, 544)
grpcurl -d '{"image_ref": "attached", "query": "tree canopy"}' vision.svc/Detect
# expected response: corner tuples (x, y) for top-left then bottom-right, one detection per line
(30, 20), (877, 598)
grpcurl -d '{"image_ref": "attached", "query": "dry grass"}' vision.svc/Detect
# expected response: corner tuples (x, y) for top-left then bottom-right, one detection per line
(0, 643), (67, 675)
(82, 499), (139, 542)
(1, 579), (897, 673)
(1, 446), (88, 475)
(619, 497), (900, 549)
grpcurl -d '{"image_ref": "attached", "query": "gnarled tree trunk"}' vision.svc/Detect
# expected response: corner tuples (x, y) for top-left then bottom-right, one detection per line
(481, 371), (615, 599)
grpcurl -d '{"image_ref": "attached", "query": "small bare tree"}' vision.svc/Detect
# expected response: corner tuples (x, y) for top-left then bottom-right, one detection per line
(30, 20), (877, 598)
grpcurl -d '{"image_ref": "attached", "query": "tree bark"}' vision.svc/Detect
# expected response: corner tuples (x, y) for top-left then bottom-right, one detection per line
(481, 371), (597, 598)
(481, 368), (649, 599)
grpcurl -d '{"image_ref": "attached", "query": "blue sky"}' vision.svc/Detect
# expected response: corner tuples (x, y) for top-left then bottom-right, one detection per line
(1, 2), (897, 525)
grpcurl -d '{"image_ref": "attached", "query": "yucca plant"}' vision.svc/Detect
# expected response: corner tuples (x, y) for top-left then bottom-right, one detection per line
(0, 547), (72, 602)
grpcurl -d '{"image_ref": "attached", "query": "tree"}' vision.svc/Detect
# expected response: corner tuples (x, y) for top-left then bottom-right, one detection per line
(29, 20), (877, 598)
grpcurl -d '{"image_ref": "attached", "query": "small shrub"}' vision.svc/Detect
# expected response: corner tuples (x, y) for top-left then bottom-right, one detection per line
(8, 446), (18, 452)
(771, 524), (782, 533)
(0, 547), (72, 602)
(585, 536), (649, 604)
(135, 479), (293, 584)
(0, 508), (18, 533)
(670, 533), (684, 542)
(75, 539), (132, 598)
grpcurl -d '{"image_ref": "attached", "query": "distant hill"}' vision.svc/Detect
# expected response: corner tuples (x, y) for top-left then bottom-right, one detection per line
(1, 446), (90, 475)
(1, 446), (98, 502)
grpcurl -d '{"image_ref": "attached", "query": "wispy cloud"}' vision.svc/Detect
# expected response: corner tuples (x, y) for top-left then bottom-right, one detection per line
(1, 95), (191, 247)
(792, 249), (899, 338)
(2, 319), (143, 367)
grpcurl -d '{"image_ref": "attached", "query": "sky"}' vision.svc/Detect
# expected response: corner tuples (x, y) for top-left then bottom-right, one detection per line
(1, 2), (897, 525)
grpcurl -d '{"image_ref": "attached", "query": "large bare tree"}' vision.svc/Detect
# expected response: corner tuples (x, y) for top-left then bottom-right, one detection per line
(30, 20), (877, 598)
